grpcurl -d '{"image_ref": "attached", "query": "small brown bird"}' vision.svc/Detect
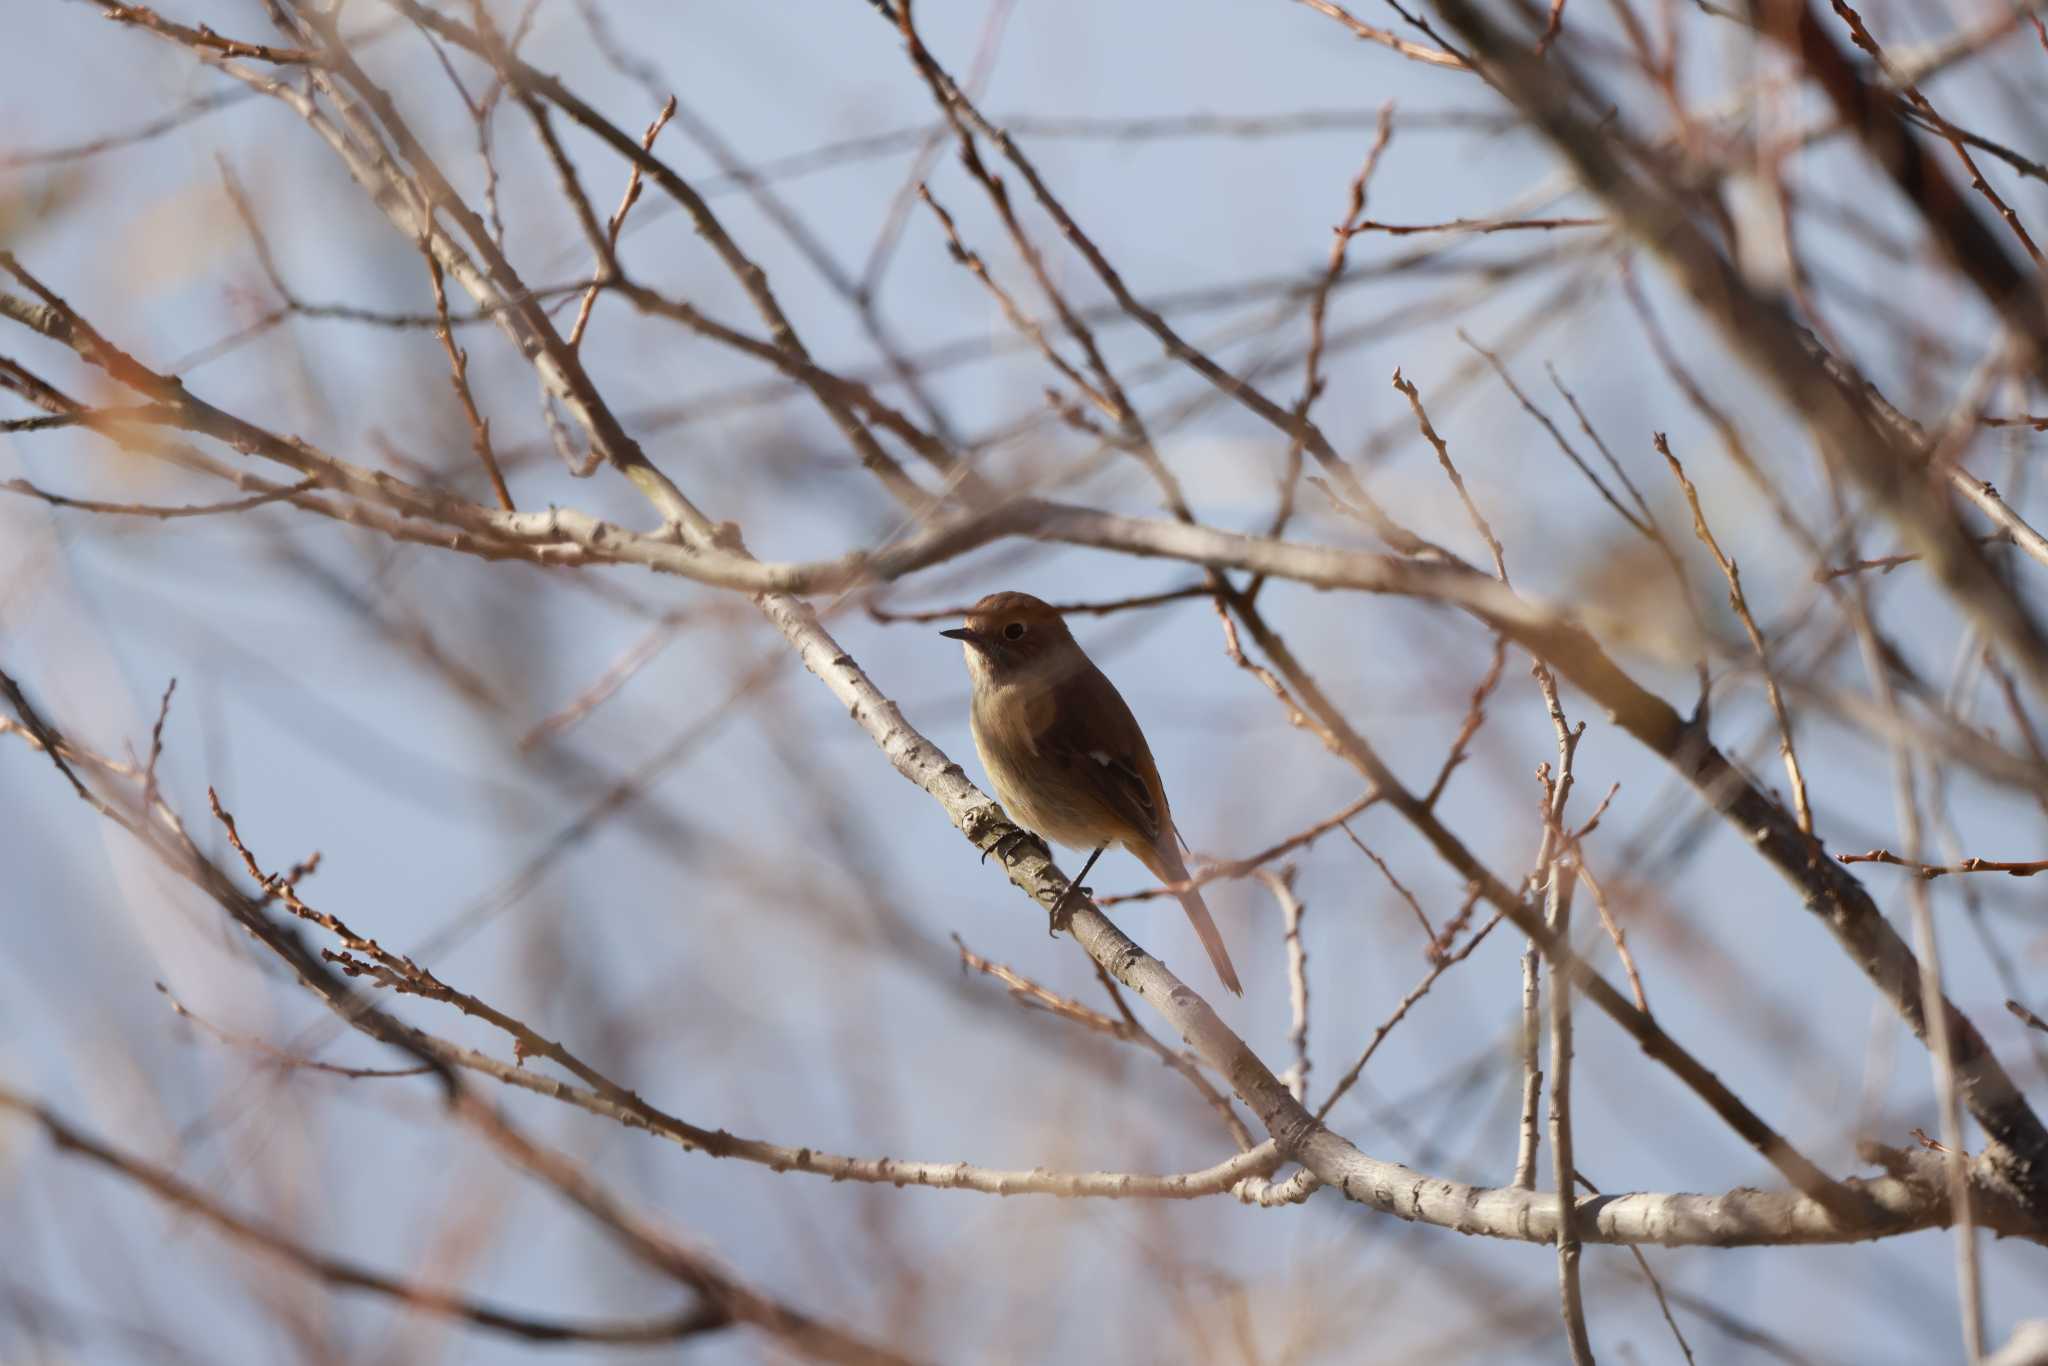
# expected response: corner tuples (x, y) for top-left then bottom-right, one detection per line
(944, 591), (1243, 995)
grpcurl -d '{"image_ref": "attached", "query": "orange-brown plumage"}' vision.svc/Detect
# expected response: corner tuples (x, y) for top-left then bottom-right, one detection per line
(944, 591), (1243, 995)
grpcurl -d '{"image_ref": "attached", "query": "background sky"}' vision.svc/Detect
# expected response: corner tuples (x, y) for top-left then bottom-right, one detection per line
(5, 0), (2048, 1361)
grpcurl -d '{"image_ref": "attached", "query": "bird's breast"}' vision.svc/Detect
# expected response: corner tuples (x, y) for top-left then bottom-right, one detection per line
(969, 685), (1102, 850)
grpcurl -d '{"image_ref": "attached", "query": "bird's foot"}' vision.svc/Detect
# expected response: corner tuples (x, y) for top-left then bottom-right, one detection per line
(1046, 883), (1091, 935)
(983, 827), (1051, 867)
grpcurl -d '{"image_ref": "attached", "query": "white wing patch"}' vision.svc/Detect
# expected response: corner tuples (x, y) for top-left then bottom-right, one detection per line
(1088, 750), (1114, 766)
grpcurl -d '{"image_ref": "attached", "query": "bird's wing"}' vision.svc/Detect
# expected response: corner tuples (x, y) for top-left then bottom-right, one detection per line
(1031, 662), (1167, 847)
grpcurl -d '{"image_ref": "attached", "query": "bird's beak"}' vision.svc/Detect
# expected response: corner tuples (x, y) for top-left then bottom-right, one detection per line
(941, 626), (986, 648)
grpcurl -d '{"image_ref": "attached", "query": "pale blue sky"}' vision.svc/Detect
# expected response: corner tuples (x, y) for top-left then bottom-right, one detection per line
(4, 1), (2046, 1361)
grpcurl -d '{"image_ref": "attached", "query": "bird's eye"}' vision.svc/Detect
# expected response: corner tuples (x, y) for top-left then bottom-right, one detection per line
(1003, 622), (1026, 640)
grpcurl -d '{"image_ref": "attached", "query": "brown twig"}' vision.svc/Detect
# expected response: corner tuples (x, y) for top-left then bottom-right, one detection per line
(1346, 214), (1602, 236)
(140, 677), (175, 812)
(1203, 582), (1867, 1216)
(1394, 366), (1506, 578)
(910, 34), (1192, 519)
(1099, 790), (1380, 905)
(954, 936), (1123, 1032)
(566, 95), (676, 351)
(1825, 0), (2044, 267)
(1317, 898), (1500, 1119)
(1424, 635), (1508, 808)
(1342, 831), (1440, 950)
(3, 475), (318, 519)
(1577, 1172), (1698, 1363)
(867, 585), (1210, 625)
(1466, 330), (1712, 703)
(422, 244), (514, 511)
(1571, 852), (1648, 1012)
(1835, 850), (2048, 879)
(1260, 106), (1395, 568)
(1307, 109), (1394, 416)
(886, 1), (1444, 555)
(1817, 532), (2015, 581)
(1208, 595), (1348, 755)
(98, 3), (317, 63)
(518, 618), (681, 750)
(1657, 433), (1814, 835)
(915, 183), (1107, 416)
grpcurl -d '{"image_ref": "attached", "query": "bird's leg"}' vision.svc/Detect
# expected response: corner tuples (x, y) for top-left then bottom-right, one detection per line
(1047, 845), (1106, 935)
(983, 825), (1052, 867)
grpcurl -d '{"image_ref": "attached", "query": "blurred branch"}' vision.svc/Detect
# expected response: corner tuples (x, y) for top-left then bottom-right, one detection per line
(1431, 0), (2048, 1213)
(0, 670), (913, 1366)
(868, 584), (1210, 624)
(1836, 850), (2048, 879)
(0, 1086), (726, 1346)
(1346, 215), (1603, 235)
(1432, 0), (2048, 700)
(1, 475), (315, 518)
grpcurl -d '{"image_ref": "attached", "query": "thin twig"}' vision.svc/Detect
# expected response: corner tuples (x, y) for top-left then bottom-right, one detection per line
(422, 247), (514, 511)
(1100, 791), (1381, 905)
(1542, 713), (1594, 1364)
(1317, 900), (1500, 1119)
(1826, 0), (2044, 266)
(1290, 0), (1472, 68)
(567, 95), (676, 351)
(1394, 366), (1506, 579)
(868, 584), (1209, 624)
(1572, 850), (1647, 1011)
(157, 982), (433, 1079)
(1657, 433), (1813, 834)
(1835, 850), (2048, 878)
(1346, 214), (1603, 235)
(141, 677), (175, 813)
(956, 938), (1257, 1152)
(1424, 635), (1508, 808)
(1259, 869), (1314, 1103)
(1260, 105), (1395, 570)
(2, 476), (318, 519)
(1577, 1172), (1697, 1363)
(1342, 832), (1440, 950)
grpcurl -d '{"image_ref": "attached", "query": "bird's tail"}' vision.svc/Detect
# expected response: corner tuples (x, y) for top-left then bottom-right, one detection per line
(1137, 839), (1243, 996)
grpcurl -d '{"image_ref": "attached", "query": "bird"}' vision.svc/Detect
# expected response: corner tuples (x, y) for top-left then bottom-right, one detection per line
(943, 590), (1243, 995)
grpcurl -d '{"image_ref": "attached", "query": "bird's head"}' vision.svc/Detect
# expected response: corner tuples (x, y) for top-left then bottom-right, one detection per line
(942, 591), (1078, 685)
